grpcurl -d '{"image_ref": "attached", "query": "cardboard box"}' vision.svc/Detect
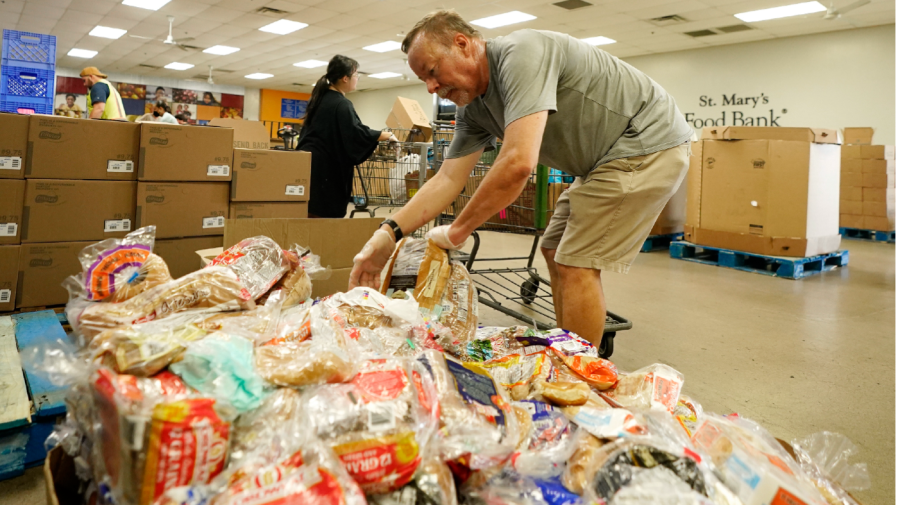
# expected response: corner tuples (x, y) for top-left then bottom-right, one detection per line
(17, 241), (90, 307)
(686, 129), (841, 257)
(0, 179), (25, 245)
(861, 159), (895, 175)
(138, 123), (233, 181)
(864, 215), (895, 231)
(231, 149), (311, 201)
(22, 180), (136, 243)
(386, 97), (432, 142)
(860, 145), (895, 160)
(843, 127), (874, 145)
(862, 188), (893, 203)
(841, 145), (862, 159)
(26, 116), (140, 180)
(228, 202), (309, 219)
(208, 118), (270, 150)
(862, 200), (894, 218)
(840, 214), (864, 229)
(154, 236), (223, 279)
(312, 267), (351, 298)
(841, 186), (863, 201)
(0, 112), (28, 179)
(841, 158), (862, 173)
(840, 171), (863, 188)
(136, 182), (229, 239)
(196, 247), (222, 269)
(0, 245), (18, 311)
(862, 172), (895, 188)
(840, 200), (863, 215)
(223, 218), (381, 269)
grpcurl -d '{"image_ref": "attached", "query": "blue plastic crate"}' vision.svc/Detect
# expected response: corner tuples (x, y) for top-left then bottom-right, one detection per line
(1, 66), (54, 98)
(0, 95), (52, 115)
(2, 30), (56, 70)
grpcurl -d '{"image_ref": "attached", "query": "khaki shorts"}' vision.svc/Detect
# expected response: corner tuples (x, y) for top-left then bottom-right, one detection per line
(541, 143), (690, 274)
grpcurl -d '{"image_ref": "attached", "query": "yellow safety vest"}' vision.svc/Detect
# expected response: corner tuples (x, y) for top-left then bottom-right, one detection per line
(86, 78), (126, 120)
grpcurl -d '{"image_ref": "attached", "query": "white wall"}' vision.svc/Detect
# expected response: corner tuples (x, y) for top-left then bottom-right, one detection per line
(347, 83), (435, 129)
(242, 88), (260, 121)
(346, 25), (895, 144)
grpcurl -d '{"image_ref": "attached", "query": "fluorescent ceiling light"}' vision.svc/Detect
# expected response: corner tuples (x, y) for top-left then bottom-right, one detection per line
(89, 26), (127, 39)
(581, 36), (616, 46)
(245, 73), (273, 79)
(363, 40), (402, 52)
(470, 11), (536, 29)
(369, 72), (402, 79)
(204, 45), (240, 55)
(259, 19), (308, 35)
(122, 0), (171, 11)
(735, 1), (826, 22)
(164, 62), (194, 70)
(67, 48), (98, 58)
(294, 59), (328, 68)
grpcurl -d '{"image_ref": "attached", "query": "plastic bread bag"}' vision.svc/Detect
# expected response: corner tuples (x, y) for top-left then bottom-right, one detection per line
(607, 465), (716, 505)
(413, 240), (452, 311)
(434, 262), (479, 348)
(462, 468), (569, 505)
(790, 432), (869, 505)
(565, 407), (648, 441)
(459, 326), (531, 362)
(517, 329), (618, 390)
(562, 432), (607, 495)
(196, 290), (284, 345)
(206, 236), (291, 300)
(229, 388), (304, 468)
(674, 395), (705, 437)
(64, 226), (173, 303)
(69, 266), (253, 344)
(369, 450), (459, 505)
(324, 286), (395, 329)
(301, 356), (439, 494)
(466, 351), (552, 401)
(169, 332), (269, 413)
(690, 414), (828, 505)
(259, 247), (331, 307)
(510, 399), (578, 479)
(380, 237), (429, 295)
(416, 350), (520, 472)
(606, 363), (683, 412)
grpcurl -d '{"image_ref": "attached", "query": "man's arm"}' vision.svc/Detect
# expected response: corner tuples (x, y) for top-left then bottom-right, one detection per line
(445, 110), (548, 245)
(89, 102), (105, 119)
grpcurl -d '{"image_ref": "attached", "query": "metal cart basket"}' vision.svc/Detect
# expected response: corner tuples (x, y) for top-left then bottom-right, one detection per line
(432, 120), (632, 358)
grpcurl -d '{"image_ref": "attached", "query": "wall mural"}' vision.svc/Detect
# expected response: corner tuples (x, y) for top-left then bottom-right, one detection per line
(55, 76), (244, 124)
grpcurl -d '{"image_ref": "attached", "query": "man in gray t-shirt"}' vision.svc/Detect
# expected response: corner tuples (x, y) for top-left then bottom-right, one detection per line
(350, 10), (691, 349)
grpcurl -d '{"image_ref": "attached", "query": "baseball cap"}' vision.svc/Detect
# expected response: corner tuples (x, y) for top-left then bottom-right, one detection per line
(80, 66), (108, 78)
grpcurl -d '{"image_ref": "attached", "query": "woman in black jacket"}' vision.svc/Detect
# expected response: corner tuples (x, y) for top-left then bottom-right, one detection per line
(297, 55), (397, 218)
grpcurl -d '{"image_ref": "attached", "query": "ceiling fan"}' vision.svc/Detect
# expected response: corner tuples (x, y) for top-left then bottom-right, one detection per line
(130, 16), (195, 50)
(207, 66), (214, 85)
(823, 0), (871, 20)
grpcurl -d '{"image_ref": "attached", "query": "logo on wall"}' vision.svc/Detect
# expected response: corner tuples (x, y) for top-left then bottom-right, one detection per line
(683, 93), (787, 129)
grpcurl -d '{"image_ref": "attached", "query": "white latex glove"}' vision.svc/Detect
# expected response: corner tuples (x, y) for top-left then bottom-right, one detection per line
(387, 133), (399, 143)
(349, 229), (397, 290)
(425, 225), (469, 251)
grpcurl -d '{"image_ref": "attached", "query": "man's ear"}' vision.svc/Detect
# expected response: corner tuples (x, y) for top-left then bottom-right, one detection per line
(454, 33), (469, 54)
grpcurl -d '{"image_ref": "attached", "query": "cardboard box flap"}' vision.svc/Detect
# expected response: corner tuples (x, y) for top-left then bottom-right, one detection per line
(209, 118), (270, 150)
(843, 127), (874, 145)
(701, 127), (839, 144)
(388, 97), (432, 140)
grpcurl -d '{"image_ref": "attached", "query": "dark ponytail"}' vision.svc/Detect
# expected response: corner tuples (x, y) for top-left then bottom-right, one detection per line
(303, 54), (359, 127)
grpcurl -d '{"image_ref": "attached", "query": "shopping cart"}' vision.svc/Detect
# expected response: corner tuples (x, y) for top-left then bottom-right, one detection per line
(432, 120), (632, 357)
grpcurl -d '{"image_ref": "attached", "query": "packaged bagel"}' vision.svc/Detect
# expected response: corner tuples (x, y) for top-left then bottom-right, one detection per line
(207, 236), (291, 300)
(606, 363), (683, 413)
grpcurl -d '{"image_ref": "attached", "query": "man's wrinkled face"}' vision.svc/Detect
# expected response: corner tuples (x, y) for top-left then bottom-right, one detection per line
(82, 76), (92, 89)
(407, 34), (480, 106)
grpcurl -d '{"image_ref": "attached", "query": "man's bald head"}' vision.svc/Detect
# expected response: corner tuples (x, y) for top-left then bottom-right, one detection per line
(401, 9), (482, 54)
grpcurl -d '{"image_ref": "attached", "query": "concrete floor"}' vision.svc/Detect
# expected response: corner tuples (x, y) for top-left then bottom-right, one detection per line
(3, 227), (893, 505)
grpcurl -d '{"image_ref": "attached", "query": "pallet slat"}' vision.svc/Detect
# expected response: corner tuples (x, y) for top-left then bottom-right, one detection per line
(640, 232), (684, 253)
(839, 227), (896, 244)
(11, 311), (68, 417)
(0, 316), (31, 431)
(669, 241), (849, 279)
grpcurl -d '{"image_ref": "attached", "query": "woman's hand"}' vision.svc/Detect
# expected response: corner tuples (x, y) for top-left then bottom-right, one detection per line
(349, 229), (397, 290)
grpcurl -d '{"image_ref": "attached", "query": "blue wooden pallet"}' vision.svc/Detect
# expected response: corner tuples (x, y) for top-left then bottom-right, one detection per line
(669, 241), (849, 279)
(839, 227), (896, 244)
(641, 232), (684, 252)
(0, 310), (69, 481)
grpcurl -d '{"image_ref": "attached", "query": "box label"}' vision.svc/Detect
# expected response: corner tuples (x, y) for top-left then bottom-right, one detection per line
(107, 160), (134, 173)
(0, 289), (9, 304)
(104, 219), (132, 233)
(203, 216), (225, 229)
(207, 165), (230, 177)
(285, 185), (305, 196)
(0, 157), (21, 170)
(0, 223), (17, 237)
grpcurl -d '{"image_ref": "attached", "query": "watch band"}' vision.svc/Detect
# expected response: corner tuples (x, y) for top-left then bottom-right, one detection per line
(381, 218), (403, 242)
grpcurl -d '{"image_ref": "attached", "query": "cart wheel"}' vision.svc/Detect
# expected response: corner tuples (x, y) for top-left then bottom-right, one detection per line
(599, 332), (615, 359)
(520, 278), (539, 304)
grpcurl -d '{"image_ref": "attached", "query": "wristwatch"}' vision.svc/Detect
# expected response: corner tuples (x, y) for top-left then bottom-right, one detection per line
(381, 218), (403, 242)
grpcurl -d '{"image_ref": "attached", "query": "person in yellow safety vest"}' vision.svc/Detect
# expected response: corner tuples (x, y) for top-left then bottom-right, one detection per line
(80, 67), (126, 120)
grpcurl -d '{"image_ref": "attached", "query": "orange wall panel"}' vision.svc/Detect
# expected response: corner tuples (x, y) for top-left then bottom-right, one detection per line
(260, 88), (311, 123)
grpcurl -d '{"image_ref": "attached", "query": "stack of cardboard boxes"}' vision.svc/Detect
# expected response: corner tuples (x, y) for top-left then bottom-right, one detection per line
(839, 128), (895, 232)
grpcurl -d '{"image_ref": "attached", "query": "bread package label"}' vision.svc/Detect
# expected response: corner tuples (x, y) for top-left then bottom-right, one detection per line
(445, 358), (507, 427)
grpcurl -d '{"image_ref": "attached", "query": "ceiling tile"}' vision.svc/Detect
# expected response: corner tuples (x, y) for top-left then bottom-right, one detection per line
(68, 0), (117, 16)
(323, 0), (377, 14)
(97, 15), (142, 30)
(0, 0), (25, 14)
(226, 12), (281, 29)
(289, 6), (339, 24)
(106, 4), (156, 22)
(22, 2), (65, 19)
(215, 0), (269, 11)
(18, 15), (59, 32)
(564, 13), (641, 31)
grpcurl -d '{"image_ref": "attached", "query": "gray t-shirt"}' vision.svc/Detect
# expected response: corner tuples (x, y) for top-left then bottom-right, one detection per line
(447, 29), (692, 177)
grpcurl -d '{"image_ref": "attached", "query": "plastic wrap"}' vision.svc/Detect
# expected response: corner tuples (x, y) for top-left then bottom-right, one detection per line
(70, 266), (251, 344)
(207, 236), (291, 300)
(674, 395), (704, 437)
(467, 351), (553, 401)
(370, 454), (459, 505)
(562, 432), (607, 495)
(517, 329), (618, 390)
(790, 432), (869, 505)
(64, 226), (172, 303)
(196, 291), (284, 344)
(511, 400), (578, 478)
(170, 332), (268, 412)
(434, 262), (479, 345)
(607, 363), (684, 413)
(608, 466), (716, 505)
(458, 326), (531, 362)
(230, 388), (304, 468)
(567, 408), (647, 440)
(302, 357), (439, 494)
(462, 469), (559, 505)
(534, 380), (590, 407)
(417, 350), (520, 472)
(381, 237), (429, 295)
(260, 248), (331, 306)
